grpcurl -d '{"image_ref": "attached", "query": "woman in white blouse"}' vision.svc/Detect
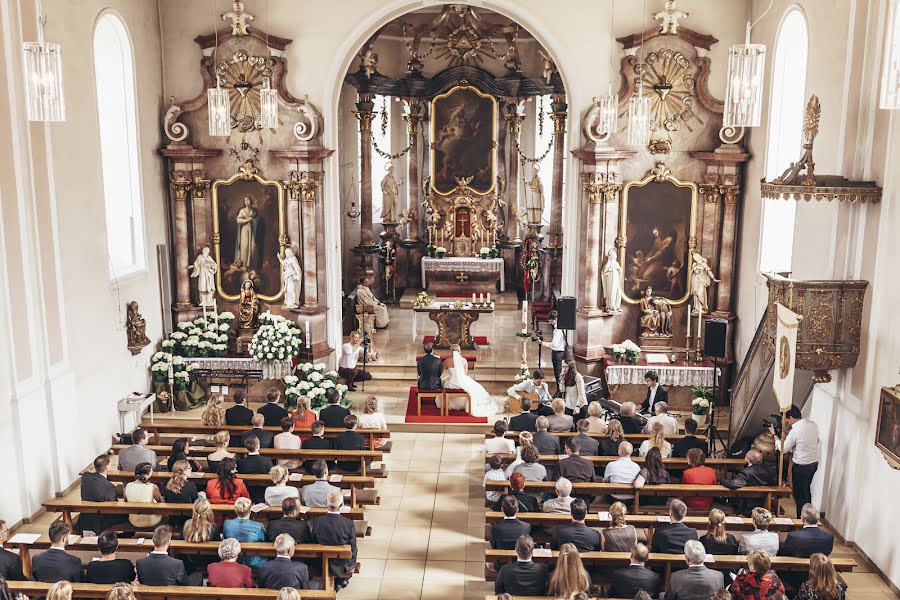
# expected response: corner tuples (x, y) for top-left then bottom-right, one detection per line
(357, 396), (389, 448)
(483, 420), (516, 454)
(559, 360), (587, 416)
(638, 421), (673, 458)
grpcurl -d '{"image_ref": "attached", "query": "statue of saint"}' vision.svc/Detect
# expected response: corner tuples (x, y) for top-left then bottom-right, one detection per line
(380, 164), (401, 223)
(279, 247), (302, 309)
(238, 279), (260, 329)
(639, 287), (660, 336)
(526, 166), (544, 224)
(601, 248), (623, 312)
(235, 197), (260, 269)
(189, 246), (217, 307)
(690, 251), (720, 312)
(126, 301), (150, 354)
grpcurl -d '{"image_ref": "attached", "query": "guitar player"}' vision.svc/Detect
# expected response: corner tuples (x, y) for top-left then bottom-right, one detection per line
(507, 370), (553, 417)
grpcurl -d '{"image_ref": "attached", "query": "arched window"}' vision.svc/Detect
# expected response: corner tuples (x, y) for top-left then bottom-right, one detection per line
(93, 13), (145, 278)
(759, 8), (808, 275)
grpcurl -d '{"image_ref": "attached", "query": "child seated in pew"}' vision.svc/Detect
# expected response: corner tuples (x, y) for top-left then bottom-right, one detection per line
(358, 396), (388, 449)
(483, 455), (506, 504)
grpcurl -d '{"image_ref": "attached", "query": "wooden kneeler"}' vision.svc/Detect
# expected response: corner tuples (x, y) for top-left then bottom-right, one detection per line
(415, 388), (445, 415)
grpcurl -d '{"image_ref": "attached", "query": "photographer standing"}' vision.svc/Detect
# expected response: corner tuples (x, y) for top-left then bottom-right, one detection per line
(540, 310), (567, 396)
(338, 331), (374, 391)
(769, 405), (819, 518)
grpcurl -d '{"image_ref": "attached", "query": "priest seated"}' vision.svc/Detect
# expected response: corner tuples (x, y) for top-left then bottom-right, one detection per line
(355, 276), (389, 328)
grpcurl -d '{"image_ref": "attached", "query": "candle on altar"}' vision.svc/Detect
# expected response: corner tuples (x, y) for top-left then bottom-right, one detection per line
(487, 292), (491, 304)
(472, 293), (476, 304)
(686, 304), (691, 340)
(521, 300), (528, 333)
(696, 304), (703, 342)
(479, 293), (484, 304)
(305, 320), (311, 349)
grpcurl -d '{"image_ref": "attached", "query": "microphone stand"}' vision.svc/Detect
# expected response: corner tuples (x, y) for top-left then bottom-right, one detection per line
(360, 334), (370, 392)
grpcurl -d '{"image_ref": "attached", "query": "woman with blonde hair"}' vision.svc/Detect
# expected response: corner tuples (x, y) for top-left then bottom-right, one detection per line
(358, 396), (388, 448)
(45, 581), (72, 600)
(699, 508), (738, 554)
(797, 553), (845, 600)
(639, 421), (672, 457)
(599, 419), (625, 456)
(105, 583), (136, 600)
(600, 501), (637, 551)
(275, 588), (303, 600)
(547, 397), (575, 432)
(180, 498), (222, 575)
(504, 431), (534, 477)
(207, 430), (236, 473)
(291, 396), (316, 437)
(202, 395), (227, 428)
(222, 497), (267, 568)
(161, 459), (199, 528)
(547, 543), (591, 598)
(584, 401), (608, 435)
(731, 549), (785, 600)
(124, 462), (162, 528)
(264, 464), (299, 506)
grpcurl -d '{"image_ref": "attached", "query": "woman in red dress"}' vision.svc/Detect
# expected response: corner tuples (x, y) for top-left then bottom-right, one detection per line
(204, 457), (250, 505)
(291, 397), (316, 441)
(731, 550), (786, 600)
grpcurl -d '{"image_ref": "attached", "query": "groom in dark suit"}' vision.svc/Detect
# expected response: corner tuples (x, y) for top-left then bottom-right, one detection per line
(417, 342), (443, 390)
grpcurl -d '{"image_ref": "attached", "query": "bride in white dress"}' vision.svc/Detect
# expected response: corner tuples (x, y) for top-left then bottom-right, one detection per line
(440, 344), (498, 417)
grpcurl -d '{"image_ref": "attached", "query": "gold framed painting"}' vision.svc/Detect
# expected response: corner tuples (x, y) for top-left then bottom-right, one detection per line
(430, 82), (497, 196)
(211, 162), (286, 302)
(618, 163), (697, 305)
(876, 386), (900, 469)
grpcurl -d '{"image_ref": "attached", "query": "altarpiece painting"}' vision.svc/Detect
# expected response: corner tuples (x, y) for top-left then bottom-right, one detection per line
(430, 84), (497, 195)
(876, 386), (900, 468)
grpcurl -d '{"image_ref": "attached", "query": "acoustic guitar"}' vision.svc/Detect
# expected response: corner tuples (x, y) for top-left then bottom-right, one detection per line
(505, 390), (544, 413)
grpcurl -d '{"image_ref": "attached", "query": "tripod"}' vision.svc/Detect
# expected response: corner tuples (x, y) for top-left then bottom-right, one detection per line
(706, 356), (727, 457)
(359, 333), (370, 392)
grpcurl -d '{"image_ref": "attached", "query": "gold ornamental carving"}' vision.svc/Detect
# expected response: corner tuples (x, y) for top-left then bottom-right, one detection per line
(720, 185), (739, 205)
(699, 185), (719, 204)
(636, 48), (703, 135)
(807, 292), (834, 343)
(649, 162), (673, 182)
(214, 50), (274, 133)
(173, 180), (192, 201)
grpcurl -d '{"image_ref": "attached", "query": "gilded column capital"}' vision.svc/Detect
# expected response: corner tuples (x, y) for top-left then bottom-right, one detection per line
(191, 179), (210, 199)
(172, 180), (192, 200)
(550, 111), (567, 135)
(719, 185), (740, 205)
(699, 184), (721, 204)
(288, 171), (322, 203)
(504, 101), (525, 136)
(402, 99), (426, 136)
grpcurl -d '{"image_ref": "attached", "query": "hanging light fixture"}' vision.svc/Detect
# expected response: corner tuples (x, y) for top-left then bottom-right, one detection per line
(723, 1), (774, 127)
(207, 0), (231, 136)
(596, 0), (618, 138)
(880, 2), (900, 109)
(258, 0), (279, 128)
(22, 0), (65, 122)
(626, 0), (651, 146)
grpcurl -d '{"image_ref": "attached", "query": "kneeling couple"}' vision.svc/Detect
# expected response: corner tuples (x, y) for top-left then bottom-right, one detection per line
(416, 341), (498, 417)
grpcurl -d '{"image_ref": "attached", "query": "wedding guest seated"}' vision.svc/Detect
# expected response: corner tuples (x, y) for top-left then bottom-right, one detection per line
(335, 415), (366, 472)
(265, 465), (300, 507)
(275, 587), (304, 600)
(239, 436), (274, 504)
(207, 431), (236, 473)
(42, 581), (73, 600)
(609, 543), (661, 598)
(106, 582), (135, 600)
(731, 550), (785, 600)
(256, 534), (319, 590)
(0, 520), (25, 581)
(485, 420), (516, 454)
(681, 448), (718, 510)
(548, 398), (575, 432)
(223, 497), (268, 569)
(291, 398), (316, 437)
(180, 498), (221, 575)
(797, 554), (846, 600)
(512, 445), (547, 482)
(339, 331), (373, 392)
(241, 414), (275, 449)
(79, 454), (126, 534)
(136, 526), (188, 586)
(780, 503), (834, 557)
(226, 391), (254, 427)
(124, 462), (162, 529)
(573, 419), (600, 456)
(267, 497), (311, 544)
(550, 499), (601, 552)
(639, 422), (672, 458)
(302, 421), (333, 473)
(542, 477), (574, 514)
(507, 370), (552, 418)
(205, 457), (250, 505)
(416, 341), (443, 391)
(319, 389), (351, 429)
(494, 534), (549, 596)
(547, 543), (591, 598)
(633, 446), (670, 505)
(358, 396), (389, 448)
(491, 496), (531, 550)
(642, 371), (668, 414)
(32, 523), (82, 583)
(560, 438), (597, 484)
(166, 438), (201, 473)
(601, 501), (638, 552)
(665, 539), (724, 600)
(508, 397), (539, 433)
(308, 491), (357, 591)
(118, 428), (159, 473)
(651, 499), (698, 554)
(583, 401), (608, 435)
(533, 417), (561, 455)
(722, 449), (771, 516)
(673, 418), (707, 458)
(493, 473), (539, 513)
(484, 455), (507, 504)
(258, 387), (289, 427)
(302, 460), (340, 508)
(503, 432), (534, 477)
(161, 460), (199, 529)
(739, 508), (779, 555)
(202, 395), (227, 431)
(274, 417), (302, 471)
(85, 531), (135, 585)
(618, 402), (644, 434)
(207, 538), (254, 589)
(599, 420), (626, 456)
(603, 441), (639, 503)
(643, 401), (678, 435)
(559, 360), (588, 419)
(700, 508), (739, 555)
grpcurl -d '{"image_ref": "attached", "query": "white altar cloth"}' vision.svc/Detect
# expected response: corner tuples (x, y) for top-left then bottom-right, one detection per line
(605, 362), (715, 387)
(421, 257), (505, 291)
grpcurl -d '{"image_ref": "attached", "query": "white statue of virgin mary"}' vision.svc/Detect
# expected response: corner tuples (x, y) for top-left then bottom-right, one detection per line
(280, 247), (302, 308)
(235, 197), (259, 268)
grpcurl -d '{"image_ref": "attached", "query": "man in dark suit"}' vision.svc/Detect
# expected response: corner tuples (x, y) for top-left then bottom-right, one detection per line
(31, 522), (82, 583)
(508, 397), (538, 433)
(722, 449), (772, 516)
(241, 414), (275, 449)
(302, 421), (334, 473)
(135, 526), (188, 586)
(257, 387), (289, 426)
(781, 503), (834, 556)
(334, 415), (366, 472)
(319, 389), (351, 429)
(550, 499), (601, 552)
(416, 341), (443, 390)
(225, 391), (254, 426)
(237, 436), (274, 504)
(651, 499), (698, 554)
(641, 370), (669, 414)
(558, 438), (596, 484)
(665, 540), (724, 600)
(672, 418), (708, 458)
(573, 418), (600, 456)
(610, 543), (662, 598)
(492, 473), (539, 513)
(490, 496), (531, 550)
(0, 520), (24, 581)
(533, 417), (561, 455)
(256, 533), (319, 590)
(494, 534), (550, 596)
(308, 491), (357, 590)
(79, 454), (127, 534)
(267, 498), (312, 544)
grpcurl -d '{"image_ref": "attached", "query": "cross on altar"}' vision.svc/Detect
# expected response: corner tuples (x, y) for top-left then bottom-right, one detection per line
(455, 272), (470, 283)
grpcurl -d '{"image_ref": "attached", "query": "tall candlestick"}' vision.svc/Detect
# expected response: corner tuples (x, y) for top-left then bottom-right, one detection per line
(686, 304), (691, 340)
(472, 293), (476, 304)
(479, 293), (484, 304)
(487, 292), (491, 304)
(305, 320), (311, 349)
(521, 300), (528, 333)
(697, 305), (703, 341)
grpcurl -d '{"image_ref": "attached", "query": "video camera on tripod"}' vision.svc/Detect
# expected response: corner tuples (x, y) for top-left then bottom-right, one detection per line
(762, 413), (784, 437)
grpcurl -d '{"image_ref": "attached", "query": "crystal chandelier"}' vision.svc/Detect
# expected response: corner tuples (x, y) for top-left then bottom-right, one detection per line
(627, 81), (651, 146)
(22, 0), (65, 122)
(259, 77), (278, 128)
(723, 23), (766, 128)
(598, 84), (618, 138)
(207, 77), (231, 136)
(881, 5), (900, 109)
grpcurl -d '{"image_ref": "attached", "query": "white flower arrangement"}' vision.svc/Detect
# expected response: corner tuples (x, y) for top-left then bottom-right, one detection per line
(308, 372), (323, 383)
(611, 339), (642, 364)
(284, 375), (299, 386)
(314, 363), (326, 371)
(513, 362), (531, 383)
(691, 397), (711, 415)
(161, 339), (175, 349)
(248, 312), (303, 363)
(150, 361), (170, 373)
(177, 322), (193, 331)
(172, 356), (184, 366)
(218, 311), (235, 321)
(479, 247), (490, 256)
(436, 246), (446, 253)
(290, 365), (347, 410)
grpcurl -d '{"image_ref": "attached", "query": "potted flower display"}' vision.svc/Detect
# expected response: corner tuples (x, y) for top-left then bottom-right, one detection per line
(479, 247), (490, 259)
(513, 362), (531, 383)
(611, 340), (642, 364)
(292, 363), (350, 411)
(691, 385), (714, 427)
(249, 312), (303, 363)
(489, 245), (500, 259)
(434, 246), (446, 258)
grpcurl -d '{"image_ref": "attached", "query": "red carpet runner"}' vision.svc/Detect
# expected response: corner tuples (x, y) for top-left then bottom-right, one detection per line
(404, 387), (488, 424)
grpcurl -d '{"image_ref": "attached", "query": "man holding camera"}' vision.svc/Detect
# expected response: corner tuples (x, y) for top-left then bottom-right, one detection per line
(338, 331), (375, 391)
(539, 310), (567, 396)
(769, 405), (820, 518)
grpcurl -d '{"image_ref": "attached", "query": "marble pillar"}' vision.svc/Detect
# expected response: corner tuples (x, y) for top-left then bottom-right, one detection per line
(356, 93), (376, 248)
(504, 100), (524, 242)
(580, 174), (605, 310)
(190, 177), (211, 253)
(547, 95), (567, 249)
(716, 186), (740, 314)
(172, 179), (191, 306)
(402, 100), (424, 241)
(298, 175), (320, 306)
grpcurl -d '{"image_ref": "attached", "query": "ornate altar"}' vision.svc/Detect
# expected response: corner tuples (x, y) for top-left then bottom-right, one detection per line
(413, 302), (494, 350)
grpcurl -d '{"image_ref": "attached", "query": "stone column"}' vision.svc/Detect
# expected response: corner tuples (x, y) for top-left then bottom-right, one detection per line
(286, 183), (301, 256)
(503, 100), (524, 242)
(580, 174), (605, 310)
(296, 173), (322, 306)
(172, 179), (192, 306)
(547, 94), (568, 249)
(190, 177), (211, 252)
(402, 100), (424, 241)
(356, 93), (376, 248)
(716, 185), (740, 313)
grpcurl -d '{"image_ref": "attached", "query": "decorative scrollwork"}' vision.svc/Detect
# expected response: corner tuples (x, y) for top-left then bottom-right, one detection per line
(293, 103), (320, 142)
(163, 98), (189, 143)
(719, 125), (745, 145)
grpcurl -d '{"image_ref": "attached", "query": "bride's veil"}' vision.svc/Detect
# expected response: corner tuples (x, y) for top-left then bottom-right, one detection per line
(451, 349), (466, 374)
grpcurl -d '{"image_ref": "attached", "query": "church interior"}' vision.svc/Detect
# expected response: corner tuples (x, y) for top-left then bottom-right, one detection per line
(1, 0), (899, 599)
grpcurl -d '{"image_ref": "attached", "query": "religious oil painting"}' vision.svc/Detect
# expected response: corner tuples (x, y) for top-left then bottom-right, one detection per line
(619, 167), (697, 304)
(430, 84), (497, 195)
(212, 167), (286, 302)
(876, 387), (900, 468)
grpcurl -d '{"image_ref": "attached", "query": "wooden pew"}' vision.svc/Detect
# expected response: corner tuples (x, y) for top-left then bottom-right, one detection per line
(484, 480), (792, 513)
(7, 582), (337, 600)
(14, 535), (351, 591)
(110, 445), (385, 478)
(486, 431), (706, 442)
(140, 421), (391, 451)
(485, 452), (746, 472)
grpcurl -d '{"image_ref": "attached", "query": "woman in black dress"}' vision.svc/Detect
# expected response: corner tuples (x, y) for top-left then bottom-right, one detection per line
(599, 419), (625, 456)
(699, 508), (739, 554)
(84, 531), (135, 584)
(161, 459), (199, 529)
(167, 438), (202, 472)
(632, 446), (670, 505)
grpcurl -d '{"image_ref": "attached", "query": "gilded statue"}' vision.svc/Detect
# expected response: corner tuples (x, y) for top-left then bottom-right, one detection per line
(690, 251), (720, 312)
(639, 287), (673, 337)
(126, 301), (151, 355)
(239, 279), (260, 329)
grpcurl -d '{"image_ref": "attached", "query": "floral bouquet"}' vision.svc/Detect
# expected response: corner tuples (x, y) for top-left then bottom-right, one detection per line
(434, 246), (447, 258)
(150, 352), (172, 383)
(513, 362), (531, 383)
(412, 291), (433, 309)
(611, 339), (642, 364)
(691, 386), (714, 416)
(294, 363), (350, 411)
(479, 247), (491, 259)
(489, 244), (500, 259)
(249, 312), (303, 363)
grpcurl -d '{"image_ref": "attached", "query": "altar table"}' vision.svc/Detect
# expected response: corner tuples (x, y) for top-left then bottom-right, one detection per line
(421, 257), (505, 292)
(412, 302), (495, 349)
(604, 356), (715, 387)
